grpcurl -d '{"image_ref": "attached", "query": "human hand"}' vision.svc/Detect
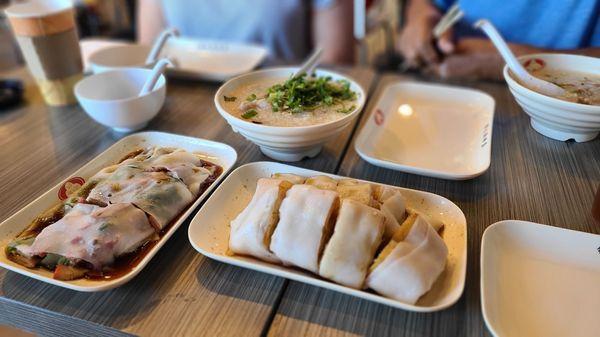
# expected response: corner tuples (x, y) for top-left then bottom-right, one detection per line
(426, 38), (506, 80)
(396, 0), (455, 69)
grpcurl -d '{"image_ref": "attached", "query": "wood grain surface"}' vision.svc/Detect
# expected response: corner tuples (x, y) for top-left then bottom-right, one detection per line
(0, 66), (375, 337)
(266, 74), (600, 337)
(1, 68), (599, 337)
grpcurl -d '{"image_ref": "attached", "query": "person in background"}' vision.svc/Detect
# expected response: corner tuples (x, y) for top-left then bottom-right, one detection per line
(397, 0), (600, 80)
(137, 0), (355, 64)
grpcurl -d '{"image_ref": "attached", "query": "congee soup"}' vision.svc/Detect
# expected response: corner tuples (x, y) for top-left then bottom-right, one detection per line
(222, 74), (358, 127)
(529, 68), (600, 106)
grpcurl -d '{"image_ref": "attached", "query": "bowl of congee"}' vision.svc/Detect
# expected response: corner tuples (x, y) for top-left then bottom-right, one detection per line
(503, 53), (600, 142)
(215, 67), (365, 161)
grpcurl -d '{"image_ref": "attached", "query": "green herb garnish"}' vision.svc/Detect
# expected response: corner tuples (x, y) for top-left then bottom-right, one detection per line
(40, 253), (62, 269)
(99, 222), (112, 231)
(266, 74), (357, 113)
(241, 109), (258, 119)
(337, 105), (356, 114)
(246, 93), (257, 102)
(57, 256), (71, 266)
(224, 95), (237, 102)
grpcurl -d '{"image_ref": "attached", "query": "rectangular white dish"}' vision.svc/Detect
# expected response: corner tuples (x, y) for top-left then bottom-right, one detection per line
(355, 82), (495, 180)
(80, 37), (268, 81)
(188, 162), (467, 312)
(0, 131), (237, 291)
(161, 37), (268, 81)
(481, 220), (600, 337)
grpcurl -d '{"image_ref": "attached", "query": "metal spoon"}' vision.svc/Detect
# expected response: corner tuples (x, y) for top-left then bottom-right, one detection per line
(474, 19), (566, 98)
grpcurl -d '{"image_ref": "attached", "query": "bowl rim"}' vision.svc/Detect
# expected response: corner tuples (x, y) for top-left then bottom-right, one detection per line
(214, 66), (367, 133)
(75, 68), (166, 103)
(503, 53), (600, 112)
(88, 44), (151, 68)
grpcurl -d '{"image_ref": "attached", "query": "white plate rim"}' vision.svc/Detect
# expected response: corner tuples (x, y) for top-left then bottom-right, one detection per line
(0, 131), (237, 291)
(164, 37), (268, 81)
(480, 219), (600, 337)
(188, 161), (468, 312)
(354, 81), (495, 180)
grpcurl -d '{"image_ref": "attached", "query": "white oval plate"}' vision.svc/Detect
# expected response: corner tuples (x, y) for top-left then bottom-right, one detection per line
(188, 162), (467, 312)
(0, 132), (237, 291)
(355, 82), (495, 180)
(481, 220), (600, 337)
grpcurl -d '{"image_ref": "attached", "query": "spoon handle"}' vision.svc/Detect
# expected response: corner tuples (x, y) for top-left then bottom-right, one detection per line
(294, 48), (323, 78)
(475, 19), (566, 97)
(145, 28), (179, 65)
(140, 58), (173, 96)
(474, 20), (530, 80)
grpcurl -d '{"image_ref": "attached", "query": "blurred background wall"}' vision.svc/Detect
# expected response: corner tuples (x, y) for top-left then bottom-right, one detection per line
(0, 0), (403, 72)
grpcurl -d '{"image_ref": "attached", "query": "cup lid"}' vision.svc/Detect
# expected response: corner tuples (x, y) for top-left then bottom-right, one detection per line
(5, 0), (73, 19)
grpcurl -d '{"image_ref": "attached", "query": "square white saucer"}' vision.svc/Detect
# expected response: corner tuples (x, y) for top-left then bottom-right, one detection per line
(481, 220), (600, 337)
(355, 82), (495, 180)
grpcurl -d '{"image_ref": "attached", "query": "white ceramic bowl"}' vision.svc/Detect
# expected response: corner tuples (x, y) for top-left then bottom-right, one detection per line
(88, 44), (152, 74)
(503, 53), (600, 142)
(214, 67), (366, 161)
(74, 68), (166, 132)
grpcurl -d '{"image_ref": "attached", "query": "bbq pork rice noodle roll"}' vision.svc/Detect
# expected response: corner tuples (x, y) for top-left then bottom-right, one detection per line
(15, 203), (156, 270)
(4, 146), (223, 281)
(319, 199), (385, 288)
(87, 167), (194, 231)
(270, 184), (339, 273)
(111, 147), (217, 196)
(229, 178), (292, 262)
(366, 214), (448, 304)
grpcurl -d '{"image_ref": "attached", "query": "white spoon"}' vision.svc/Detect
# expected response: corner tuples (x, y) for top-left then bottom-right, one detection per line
(474, 19), (566, 97)
(145, 28), (179, 65)
(139, 58), (173, 96)
(294, 48), (323, 78)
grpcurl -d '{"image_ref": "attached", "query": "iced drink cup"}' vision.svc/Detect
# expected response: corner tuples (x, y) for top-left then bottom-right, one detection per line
(5, 0), (83, 106)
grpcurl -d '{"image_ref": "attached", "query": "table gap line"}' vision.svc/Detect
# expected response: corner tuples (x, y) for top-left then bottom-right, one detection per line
(259, 279), (289, 337)
(333, 71), (382, 175)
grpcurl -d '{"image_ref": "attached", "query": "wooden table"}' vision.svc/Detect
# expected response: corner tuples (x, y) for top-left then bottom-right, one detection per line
(0, 67), (598, 337)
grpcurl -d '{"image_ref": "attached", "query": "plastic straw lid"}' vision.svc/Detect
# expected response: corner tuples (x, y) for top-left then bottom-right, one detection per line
(5, 0), (73, 18)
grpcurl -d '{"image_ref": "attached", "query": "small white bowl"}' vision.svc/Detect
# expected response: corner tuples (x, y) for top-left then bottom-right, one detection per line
(88, 44), (152, 74)
(75, 68), (166, 132)
(503, 53), (600, 142)
(214, 67), (366, 161)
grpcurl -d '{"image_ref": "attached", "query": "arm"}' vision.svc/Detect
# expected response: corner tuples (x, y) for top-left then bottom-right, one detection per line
(313, 0), (355, 64)
(396, 0), (454, 67)
(430, 38), (600, 80)
(136, 0), (167, 44)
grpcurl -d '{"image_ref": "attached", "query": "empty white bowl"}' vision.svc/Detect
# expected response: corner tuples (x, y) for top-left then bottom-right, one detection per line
(214, 67), (366, 161)
(504, 53), (600, 142)
(74, 68), (166, 132)
(88, 44), (152, 74)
